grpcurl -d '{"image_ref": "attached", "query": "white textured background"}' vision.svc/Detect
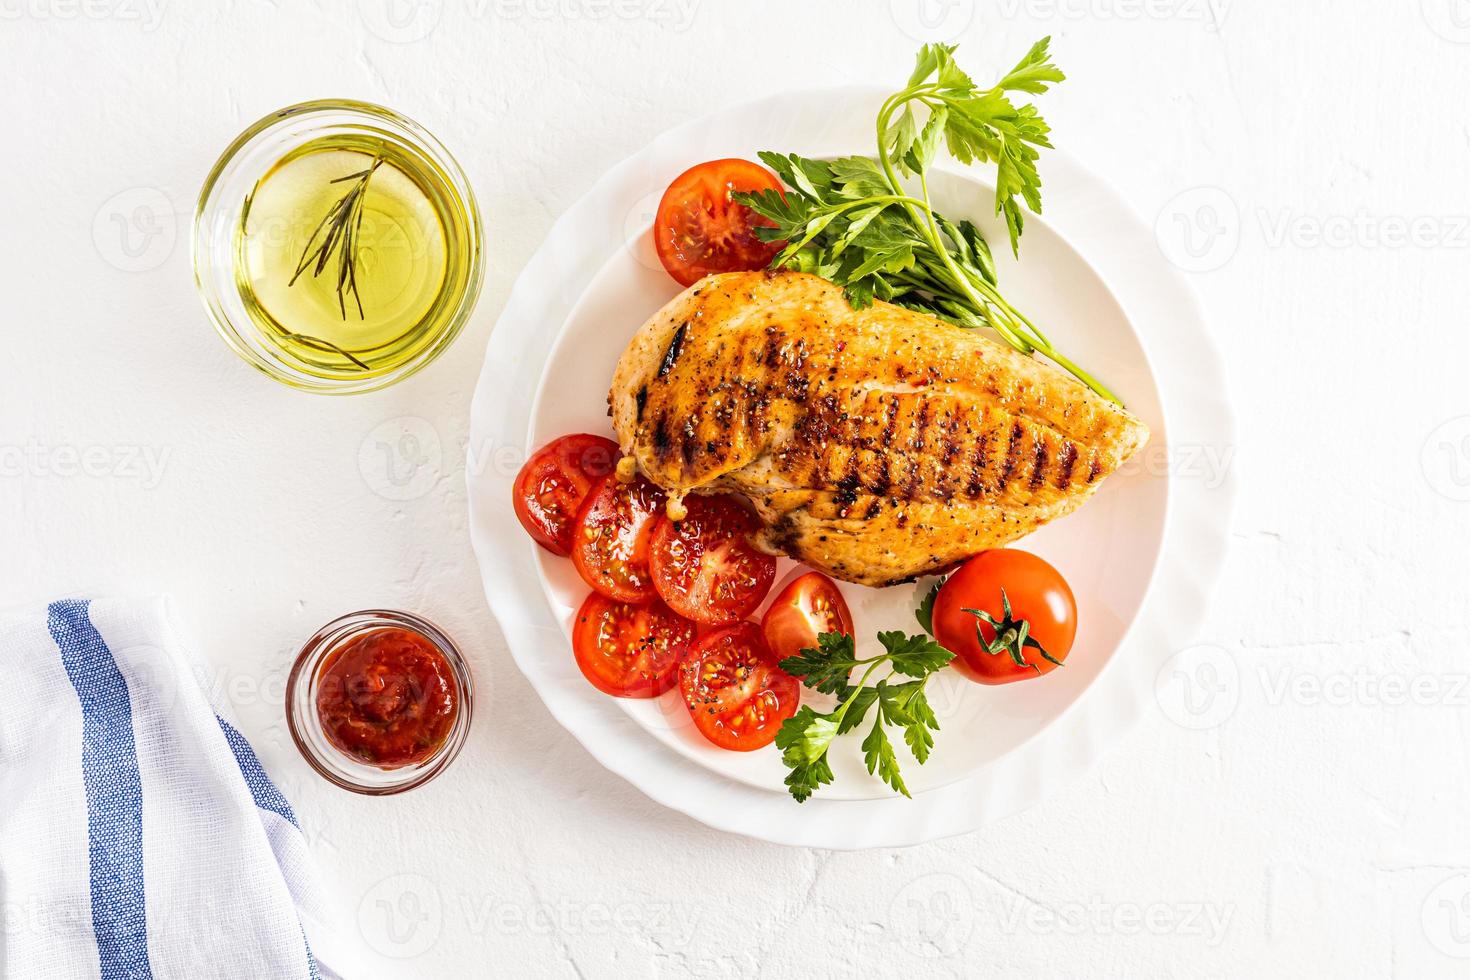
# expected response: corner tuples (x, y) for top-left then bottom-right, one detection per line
(4, 1), (1470, 976)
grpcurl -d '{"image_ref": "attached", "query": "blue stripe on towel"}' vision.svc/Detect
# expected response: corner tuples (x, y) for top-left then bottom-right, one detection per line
(215, 715), (320, 980)
(47, 599), (155, 980)
(215, 715), (300, 829)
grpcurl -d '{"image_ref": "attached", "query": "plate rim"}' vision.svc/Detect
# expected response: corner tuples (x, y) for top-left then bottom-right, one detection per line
(466, 86), (1235, 848)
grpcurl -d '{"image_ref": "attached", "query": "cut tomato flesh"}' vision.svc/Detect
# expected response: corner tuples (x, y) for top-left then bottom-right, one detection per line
(761, 569), (854, 664)
(512, 434), (619, 556)
(678, 622), (799, 751)
(653, 158), (786, 287)
(571, 475), (664, 602)
(650, 494), (776, 625)
(572, 593), (695, 698)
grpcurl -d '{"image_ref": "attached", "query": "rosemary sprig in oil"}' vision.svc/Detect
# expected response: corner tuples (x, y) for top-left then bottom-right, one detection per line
(289, 156), (382, 321)
(280, 330), (371, 370)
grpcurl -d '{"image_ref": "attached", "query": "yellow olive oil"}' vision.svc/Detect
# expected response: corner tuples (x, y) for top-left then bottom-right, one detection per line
(235, 133), (474, 378)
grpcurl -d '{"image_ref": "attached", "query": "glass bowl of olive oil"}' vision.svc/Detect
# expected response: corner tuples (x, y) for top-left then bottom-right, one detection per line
(194, 100), (482, 394)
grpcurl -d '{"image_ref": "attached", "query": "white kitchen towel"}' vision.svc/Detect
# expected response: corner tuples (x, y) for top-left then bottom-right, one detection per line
(0, 597), (348, 980)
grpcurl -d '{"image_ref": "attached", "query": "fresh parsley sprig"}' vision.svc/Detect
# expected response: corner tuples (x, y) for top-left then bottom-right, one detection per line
(733, 39), (1121, 404)
(774, 592), (955, 803)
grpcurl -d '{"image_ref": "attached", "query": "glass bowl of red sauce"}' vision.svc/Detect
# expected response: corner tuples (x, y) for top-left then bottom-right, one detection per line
(286, 609), (473, 794)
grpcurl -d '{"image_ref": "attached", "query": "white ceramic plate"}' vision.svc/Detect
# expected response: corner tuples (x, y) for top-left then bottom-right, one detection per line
(467, 88), (1234, 847)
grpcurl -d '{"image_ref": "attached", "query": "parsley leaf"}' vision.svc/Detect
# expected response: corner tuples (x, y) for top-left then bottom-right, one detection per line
(778, 631), (862, 697)
(916, 576), (946, 635)
(862, 717), (909, 798)
(881, 679), (942, 765)
(776, 625), (955, 803)
(730, 39), (1123, 405)
(835, 684), (882, 735)
(877, 630), (955, 677)
(998, 36), (1068, 94)
(774, 707), (839, 803)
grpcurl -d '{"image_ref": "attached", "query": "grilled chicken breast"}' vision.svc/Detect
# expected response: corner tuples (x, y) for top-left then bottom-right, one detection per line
(609, 270), (1148, 587)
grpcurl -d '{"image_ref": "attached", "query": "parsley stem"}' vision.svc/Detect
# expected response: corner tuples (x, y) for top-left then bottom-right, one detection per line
(876, 89), (933, 230)
(873, 78), (1122, 404)
(831, 659), (886, 727)
(876, 95), (1037, 359)
(915, 169), (1030, 350)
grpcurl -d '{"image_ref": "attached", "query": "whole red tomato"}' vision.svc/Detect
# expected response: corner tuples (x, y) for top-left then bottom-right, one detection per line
(931, 550), (1077, 685)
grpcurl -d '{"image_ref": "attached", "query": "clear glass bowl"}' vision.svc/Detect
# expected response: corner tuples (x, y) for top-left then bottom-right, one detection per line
(193, 100), (483, 394)
(286, 609), (474, 794)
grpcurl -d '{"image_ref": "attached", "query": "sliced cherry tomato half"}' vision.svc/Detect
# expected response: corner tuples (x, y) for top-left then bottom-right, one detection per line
(650, 494), (776, 625)
(761, 570), (854, 665)
(512, 434), (620, 556)
(570, 474), (665, 602)
(679, 622), (800, 751)
(572, 592), (696, 698)
(653, 158), (786, 287)
(932, 549), (1078, 686)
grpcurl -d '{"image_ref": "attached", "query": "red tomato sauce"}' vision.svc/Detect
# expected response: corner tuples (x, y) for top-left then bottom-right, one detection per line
(315, 627), (458, 767)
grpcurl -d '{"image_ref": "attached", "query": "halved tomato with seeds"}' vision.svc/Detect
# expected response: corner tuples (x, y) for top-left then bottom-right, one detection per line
(512, 434), (620, 556)
(678, 622), (800, 751)
(650, 494), (776, 625)
(761, 570), (854, 664)
(572, 593), (696, 698)
(653, 158), (786, 287)
(570, 474), (664, 602)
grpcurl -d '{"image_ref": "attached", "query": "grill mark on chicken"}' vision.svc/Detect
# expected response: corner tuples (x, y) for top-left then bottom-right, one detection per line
(965, 431), (992, 498)
(1057, 442), (1078, 490)
(872, 397), (900, 496)
(939, 413), (961, 467)
(1000, 420), (1024, 488)
(834, 471), (861, 512)
(935, 410), (962, 502)
(761, 328), (785, 371)
(836, 403), (857, 490)
(651, 410), (673, 461)
(680, 415), (700, 466)
(609, 270), (1149, 587)
(657, 322), (688, 379)
(900, 399), (933, 502)
(1029, 438), (1050, 491)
